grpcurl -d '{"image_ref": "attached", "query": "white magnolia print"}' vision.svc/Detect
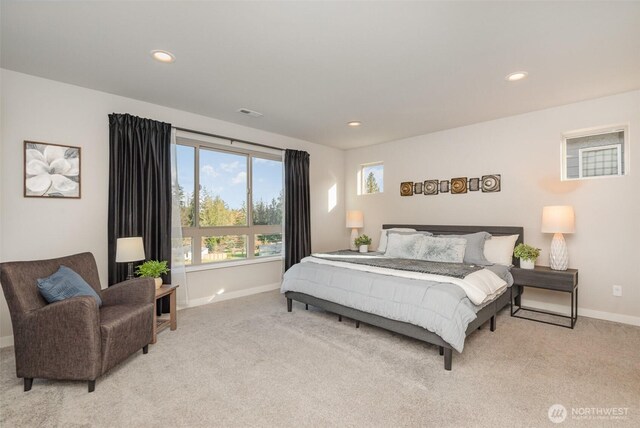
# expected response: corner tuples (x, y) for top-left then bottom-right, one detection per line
(25, 143), (80, 197)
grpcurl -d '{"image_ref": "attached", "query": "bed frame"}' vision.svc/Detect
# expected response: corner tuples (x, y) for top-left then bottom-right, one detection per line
(285, 225), (524, 371)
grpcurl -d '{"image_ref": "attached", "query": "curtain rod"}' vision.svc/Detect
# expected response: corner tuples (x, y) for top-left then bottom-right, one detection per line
(173, 126), (284, 152)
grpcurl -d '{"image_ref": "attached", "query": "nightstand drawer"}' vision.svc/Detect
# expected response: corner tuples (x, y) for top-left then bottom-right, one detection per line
(512, 266), (578, 292)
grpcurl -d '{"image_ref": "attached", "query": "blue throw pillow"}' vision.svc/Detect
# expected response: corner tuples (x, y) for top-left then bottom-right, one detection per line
(37, 265), (102, 307)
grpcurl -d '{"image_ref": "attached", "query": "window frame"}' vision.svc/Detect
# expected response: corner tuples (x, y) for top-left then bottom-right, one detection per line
(578, 144), (622, 179)
(176, 136), (283, 267)
(561, 125), (629, 181)
(360, 162), (384, 195)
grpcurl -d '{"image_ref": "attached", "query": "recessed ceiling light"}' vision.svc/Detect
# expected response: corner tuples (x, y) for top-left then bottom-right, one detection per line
(150, 50), (175, 63)
(348, 121), (362, 127)
(505, 71), (528, 82)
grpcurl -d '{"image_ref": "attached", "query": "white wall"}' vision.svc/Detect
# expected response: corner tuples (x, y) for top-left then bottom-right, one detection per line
(345, 90), (640, 324)
(2, 68), (637, 346)
(0, 69), (346, 343)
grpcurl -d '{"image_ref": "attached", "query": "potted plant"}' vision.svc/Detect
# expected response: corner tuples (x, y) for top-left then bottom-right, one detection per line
(513, 243), (541, 270)
(354, 234), (372, 253)
(136, 260), (170, 289)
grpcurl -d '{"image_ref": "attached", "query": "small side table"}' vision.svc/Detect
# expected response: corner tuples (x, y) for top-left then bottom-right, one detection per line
(511, 266), (578, 329)
(152, 284), (179, 343)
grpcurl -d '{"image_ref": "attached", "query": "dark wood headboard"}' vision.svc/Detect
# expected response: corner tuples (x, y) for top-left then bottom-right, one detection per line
(382, 224), (524, 265)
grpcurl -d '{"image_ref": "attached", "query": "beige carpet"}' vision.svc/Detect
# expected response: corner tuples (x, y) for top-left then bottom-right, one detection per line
(1, 290), (639, 427)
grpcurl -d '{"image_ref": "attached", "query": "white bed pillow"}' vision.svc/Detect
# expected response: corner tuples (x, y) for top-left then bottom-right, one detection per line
(483, 234), (520, 266)
(377, 228), (416, 252)
(416, 236), (467, 263)
(384, 233), (424, 259)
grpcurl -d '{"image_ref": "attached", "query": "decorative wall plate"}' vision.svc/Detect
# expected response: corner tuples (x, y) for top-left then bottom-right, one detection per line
(468, 178), (480, 191)
(423, 180), (439, 195)
(481, 174), (501, 192)
(400, 182), (414, 196)
(413, 182), (423, 195)
(451, 177), (467, 194)
(439, 180), (450, 193)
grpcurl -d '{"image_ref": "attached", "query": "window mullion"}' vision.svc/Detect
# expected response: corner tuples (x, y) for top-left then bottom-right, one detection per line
(247, 155), (255, 259)
(194, 144), (200, 229)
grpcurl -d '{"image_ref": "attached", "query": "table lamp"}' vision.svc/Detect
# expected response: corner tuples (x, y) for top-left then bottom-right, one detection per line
(116, 237), (146, 279)
(541, 206), (575, 271)
(346, 211), (364, 251)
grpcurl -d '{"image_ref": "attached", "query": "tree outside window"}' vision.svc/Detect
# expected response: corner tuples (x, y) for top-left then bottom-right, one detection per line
(361, 163), (384, 194)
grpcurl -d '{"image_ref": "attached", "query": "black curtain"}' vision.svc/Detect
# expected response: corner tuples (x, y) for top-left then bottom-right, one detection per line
(284, 149), (311, 270)
(108, 114), (172, 306)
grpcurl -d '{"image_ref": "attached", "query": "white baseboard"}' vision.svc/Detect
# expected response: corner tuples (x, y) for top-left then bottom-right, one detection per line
(521, 298), (640, 326)
(178, 282), (281, 309)
(0, 335), (14, 349)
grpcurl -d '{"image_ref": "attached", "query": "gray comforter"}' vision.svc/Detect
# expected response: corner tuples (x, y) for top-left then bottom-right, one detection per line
(281, 259), (511, 352)
(311, 251), (484, 278)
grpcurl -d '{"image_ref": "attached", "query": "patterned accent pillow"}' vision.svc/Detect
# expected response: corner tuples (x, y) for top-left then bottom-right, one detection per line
(384, 232), (425, 259)
(416, 236), (467, 263)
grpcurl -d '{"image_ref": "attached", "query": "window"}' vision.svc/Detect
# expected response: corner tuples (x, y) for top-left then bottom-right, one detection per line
(175, 137), (283, 266)
(360, 162), (384, 194)
(562, 126), (628, 180)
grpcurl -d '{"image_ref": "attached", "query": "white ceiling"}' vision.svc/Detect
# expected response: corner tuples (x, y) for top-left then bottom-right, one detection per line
(2, 1), (640, 150)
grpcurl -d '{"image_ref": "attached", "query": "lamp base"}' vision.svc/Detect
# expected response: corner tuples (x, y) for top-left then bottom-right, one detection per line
(127, 262), (135, 280)
(350, 228), (359, 251)
(549, 233), (569, 270)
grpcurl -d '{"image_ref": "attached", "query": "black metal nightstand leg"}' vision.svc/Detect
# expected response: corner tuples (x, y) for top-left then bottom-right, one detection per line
(510, 286), (514, 316)
(570, 286), (578, 329)
(575, 287), (579, 322)
(514, 285), (522, 308)
(571, 289), (574, 329)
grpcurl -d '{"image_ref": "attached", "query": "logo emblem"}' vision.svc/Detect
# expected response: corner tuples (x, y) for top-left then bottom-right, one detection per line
(548, 404), (567, 423)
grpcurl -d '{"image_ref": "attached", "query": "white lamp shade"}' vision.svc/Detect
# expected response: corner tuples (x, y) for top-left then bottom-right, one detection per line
(541, 206), (575, 234)
(116, 237), (146, 262)
(346, 211), (364, 228)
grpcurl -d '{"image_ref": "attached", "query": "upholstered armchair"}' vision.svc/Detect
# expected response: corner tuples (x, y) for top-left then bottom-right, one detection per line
(0, 252), (155, 392)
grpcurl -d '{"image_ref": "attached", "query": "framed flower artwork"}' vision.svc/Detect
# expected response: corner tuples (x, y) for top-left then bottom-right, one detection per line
(24, 141), (81, 198)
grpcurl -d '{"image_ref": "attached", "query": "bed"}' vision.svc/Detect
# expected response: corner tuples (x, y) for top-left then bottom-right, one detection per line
(282, 225), (524, 371)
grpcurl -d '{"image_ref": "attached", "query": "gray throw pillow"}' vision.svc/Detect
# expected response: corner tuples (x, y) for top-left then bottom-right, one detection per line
(438, 231), (492, 265)
(37, 265), (102, 307)
(377, 228), (417, 252)
(384, 233), (425, 259)
(387, 230), (433, 237)
(416, 236), (467, 263)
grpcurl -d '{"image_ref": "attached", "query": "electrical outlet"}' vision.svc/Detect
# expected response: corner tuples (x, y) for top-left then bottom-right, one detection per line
(612, 285), (623, 297)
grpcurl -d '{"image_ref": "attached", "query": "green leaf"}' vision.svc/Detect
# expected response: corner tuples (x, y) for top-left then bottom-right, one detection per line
(135, 260), (170, 278)
(513, 243), (541, 261)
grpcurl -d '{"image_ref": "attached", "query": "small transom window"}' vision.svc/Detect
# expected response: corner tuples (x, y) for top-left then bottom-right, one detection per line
(360, 163), (384, 194)
(562, 126), (628, 180)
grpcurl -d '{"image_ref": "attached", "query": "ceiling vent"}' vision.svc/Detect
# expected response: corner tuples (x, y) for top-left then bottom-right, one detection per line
(237, 108), (263, 118)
